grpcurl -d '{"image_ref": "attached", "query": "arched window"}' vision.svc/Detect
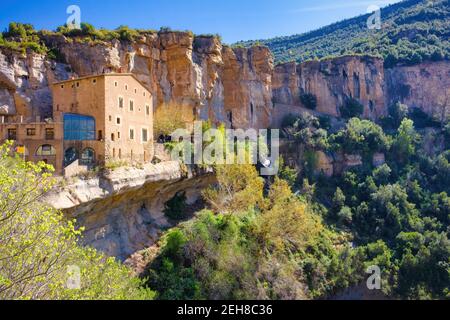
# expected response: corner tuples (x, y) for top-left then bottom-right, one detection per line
(63, 114), (96, 141)
(36, 145), (56, 156)
(80, 148), (95, 165)
(64, 147), (78, 166)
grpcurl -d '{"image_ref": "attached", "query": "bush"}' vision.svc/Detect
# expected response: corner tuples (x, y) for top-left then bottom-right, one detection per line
(300, 93), (318, 110)
(0, 142), (154, 300)
(340, 97), (364, 118)
(164, 192), (188, 220)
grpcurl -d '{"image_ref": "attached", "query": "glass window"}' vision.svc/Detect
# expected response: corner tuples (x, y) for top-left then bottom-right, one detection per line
(63, 114), (96, 141)
(27, 128), (36, 136)
(80, 148), (95, 165)
(64, 147), (78, 166)
(119, 97), (124, 108)
(130, 100), (134, 112)
(142, 128), (148, 143)
(36, 145), (56, 156)
(146, 105), (150, 116)
(130, 128), (135, 140)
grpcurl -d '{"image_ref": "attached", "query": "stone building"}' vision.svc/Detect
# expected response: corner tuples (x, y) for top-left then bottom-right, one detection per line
(0, 73), (153, 175)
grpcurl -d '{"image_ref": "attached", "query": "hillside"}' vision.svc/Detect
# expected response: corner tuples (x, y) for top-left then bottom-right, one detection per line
(236, 0), (450, 67)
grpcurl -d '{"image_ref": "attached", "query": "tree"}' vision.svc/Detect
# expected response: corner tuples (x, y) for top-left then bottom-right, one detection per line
(203, 163), (264, 213)
(331, 118), (390, 156)
(300, 93), (318, 110)
(392, 119), (421, 165)
(389, 102), (409, 128)
(340, 97), (364, 118)
(0, 142), (154, 300)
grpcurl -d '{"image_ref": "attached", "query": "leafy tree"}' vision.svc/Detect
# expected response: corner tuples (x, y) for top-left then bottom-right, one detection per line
(203, 163), (264, 213)
(0, 142), (154, 300)
(392, 119), (421, 165)
(340, 97), (364, 119)
(331, 118), (390, 156)
(300, 93), (318, 110)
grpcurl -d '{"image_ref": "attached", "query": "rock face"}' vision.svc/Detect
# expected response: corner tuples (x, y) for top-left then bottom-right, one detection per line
(0, 49), (73, 118)
(1, 34), (448, 128)
(273, 55), (386, 120)
(46, 162), (215, 260)
(39, 33), (274, 129)
(385, 61), (450, 122)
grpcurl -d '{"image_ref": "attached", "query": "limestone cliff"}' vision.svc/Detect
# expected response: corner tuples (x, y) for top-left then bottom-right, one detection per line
(385, 61), (450, 122)
(1, 34), (448, 129)
(37, 32), (273, 129)
(45, 162), (215, 261)
(273, 55), (386, 120)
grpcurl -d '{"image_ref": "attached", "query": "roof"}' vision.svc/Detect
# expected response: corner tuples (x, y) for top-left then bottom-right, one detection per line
(52, 73), (151, 93)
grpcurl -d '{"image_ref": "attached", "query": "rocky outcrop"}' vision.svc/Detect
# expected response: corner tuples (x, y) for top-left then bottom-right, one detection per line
(45, 162), (215, 260)
(385, 61), (450, 122)
(38, 33), (274, 129)
(0, 49), (73, 118)
(273, 55), (386, 120)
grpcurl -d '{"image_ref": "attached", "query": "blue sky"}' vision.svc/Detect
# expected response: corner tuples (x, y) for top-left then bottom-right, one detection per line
(0, 0), (401, 43)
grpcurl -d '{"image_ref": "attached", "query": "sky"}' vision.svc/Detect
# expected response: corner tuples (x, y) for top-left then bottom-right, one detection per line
(0, 0), (402, 43)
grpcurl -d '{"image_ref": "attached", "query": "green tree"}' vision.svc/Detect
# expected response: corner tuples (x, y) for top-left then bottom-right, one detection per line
(0, 142), (154, 300)
(392, 119), (421, 165)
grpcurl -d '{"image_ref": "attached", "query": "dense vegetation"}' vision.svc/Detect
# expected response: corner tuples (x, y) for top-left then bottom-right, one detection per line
(237, 0), (450, 66)
(278, 105), (449, 299)
(0, 141), (155, 300)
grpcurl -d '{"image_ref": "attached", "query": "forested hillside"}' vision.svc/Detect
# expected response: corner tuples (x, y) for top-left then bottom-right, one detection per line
(236, 0), (450, 67)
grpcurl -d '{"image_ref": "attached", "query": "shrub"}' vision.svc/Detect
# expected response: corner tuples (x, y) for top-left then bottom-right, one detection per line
(340, 97), (364, 118)
(164, 192), (188, 220)
(300, 93), (318, 110)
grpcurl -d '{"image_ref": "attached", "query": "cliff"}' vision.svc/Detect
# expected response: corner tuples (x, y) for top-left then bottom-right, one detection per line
(1, 33), (448, 129)
(45, 162), (215, 261)
(385, 61), (450, 122)
(273, 55), (386, 120)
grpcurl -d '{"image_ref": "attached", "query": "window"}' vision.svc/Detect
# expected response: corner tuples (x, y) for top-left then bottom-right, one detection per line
(115, 81), (118, 87)
(98, 130), (103, 140)
(109, 115), (112, 121)
(125, 84), (128, 91)
(135, 88), (137, 94)
(117, 132), (121, 139)
(119, 97), (124, 108)
(142, 128), (149, 143)
(76, 82), (80, 87)
(7, 129), (16, 140)
(63, 114), (96, 141)
(116, 117), (121, 125)
(36, 145), (56, 156)
(27, 128), (36, 136)
(146, 105), (150, 116)
(64, 147), (78, 166)
(80, 148), (95, 165)
(129, 100), (134, 112)
(61, 85), (64, 89)
(111, 133), (115, 141)
(129, 128), (135, 140)
(45, 128), (54, 140)
(92, 79), (97, 84)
